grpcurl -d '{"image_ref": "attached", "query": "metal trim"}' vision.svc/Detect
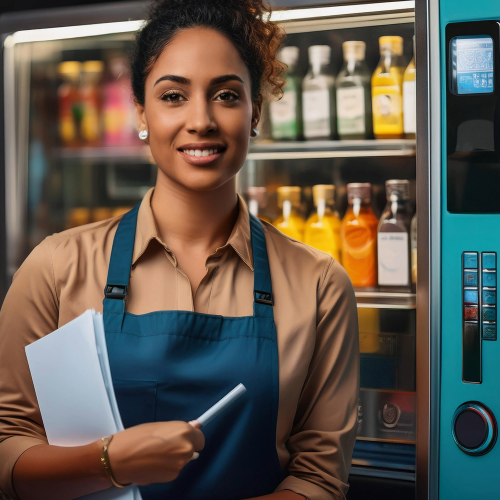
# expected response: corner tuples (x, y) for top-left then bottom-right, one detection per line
(416, 0), (441, 498)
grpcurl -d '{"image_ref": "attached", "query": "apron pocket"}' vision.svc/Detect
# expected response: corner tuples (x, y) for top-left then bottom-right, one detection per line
(113, 379), (157, 429)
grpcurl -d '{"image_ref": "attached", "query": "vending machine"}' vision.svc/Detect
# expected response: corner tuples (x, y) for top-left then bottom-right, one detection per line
(421, 0), (500, 497)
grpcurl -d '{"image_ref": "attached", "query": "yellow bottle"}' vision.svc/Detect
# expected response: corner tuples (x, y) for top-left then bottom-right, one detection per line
(304, 185), (342, 261)
(372, 36), (405, 139)
(273, 186), (305, 241)
(245, 186), (272, 223)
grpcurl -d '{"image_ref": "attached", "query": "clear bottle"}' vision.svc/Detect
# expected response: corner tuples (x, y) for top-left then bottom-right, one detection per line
(304, 185), (342, 261)
(80, 60), (104, 146)
(341, 183), (379, 287)
(411, 211), (417, 285)
(403, 36), (417, 139)
(270, 46), (303, 141)
(273, 186), (305, 241)
(245, 187), (271, 223)
(57, 61), (83, 147)
(372, 36), (406, 139)
(336, 41), (373, 140)
(302, 45), (336, 140)
(377, 180), (414, 291)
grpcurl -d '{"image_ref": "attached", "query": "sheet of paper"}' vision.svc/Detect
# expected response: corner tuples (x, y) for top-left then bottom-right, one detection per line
(26, 309), (141, 500)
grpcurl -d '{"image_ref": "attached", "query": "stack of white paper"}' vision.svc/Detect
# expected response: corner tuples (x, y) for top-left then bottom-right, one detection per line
(25, 309), (142, 500)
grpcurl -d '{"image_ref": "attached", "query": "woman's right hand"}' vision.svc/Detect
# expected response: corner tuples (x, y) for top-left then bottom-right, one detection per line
(106, 421), (205, 486)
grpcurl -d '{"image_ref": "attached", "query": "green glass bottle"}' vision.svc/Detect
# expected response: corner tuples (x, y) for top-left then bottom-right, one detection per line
(270, 46), (303, 140)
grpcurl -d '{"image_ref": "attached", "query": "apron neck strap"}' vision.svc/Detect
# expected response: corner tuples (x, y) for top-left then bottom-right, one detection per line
(249, 213), (274, 319)
(103, 205), (274, 322)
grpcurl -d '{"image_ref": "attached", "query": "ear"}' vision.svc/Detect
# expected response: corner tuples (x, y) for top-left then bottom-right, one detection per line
(251, 94), (263, 131)
(135, 101), (148, 141)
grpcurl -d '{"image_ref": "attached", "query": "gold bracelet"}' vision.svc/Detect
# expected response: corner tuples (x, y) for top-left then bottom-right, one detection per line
(100, 435), (131, 488)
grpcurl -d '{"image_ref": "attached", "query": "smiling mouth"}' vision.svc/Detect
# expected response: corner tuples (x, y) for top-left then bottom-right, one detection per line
(178, 147), (226, 157)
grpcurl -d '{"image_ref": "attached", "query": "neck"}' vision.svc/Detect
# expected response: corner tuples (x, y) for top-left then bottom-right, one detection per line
(151, 172), (239, 254)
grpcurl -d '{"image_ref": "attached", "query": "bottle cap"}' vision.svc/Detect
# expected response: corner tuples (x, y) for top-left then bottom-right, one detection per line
(308, 45), (331, 65)
(342, 41), (366, 61)
(57, 61), (82, 76)
(82, 60), (104, 73)
(277, 186), (301, 208)
(312, 185), (335, 206)
(385, 179), (410, 200)
(347, 183), (371, 204)
(246, 186), (268, 208)
(279, 46), (300, 67)
(379, 36), (403, 56)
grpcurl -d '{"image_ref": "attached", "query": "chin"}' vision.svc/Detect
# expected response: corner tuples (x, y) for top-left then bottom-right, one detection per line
(173, 169), (236, 193)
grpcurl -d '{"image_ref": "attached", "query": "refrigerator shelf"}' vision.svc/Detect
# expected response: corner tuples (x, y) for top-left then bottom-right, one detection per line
(55, 145), (153, 163)
(247, 139), (416, 160)
(53, 140), (416, 163)
(355, 290), (416, 309)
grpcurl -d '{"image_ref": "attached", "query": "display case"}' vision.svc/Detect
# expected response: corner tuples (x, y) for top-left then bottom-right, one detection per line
(1, 1), (421, 498)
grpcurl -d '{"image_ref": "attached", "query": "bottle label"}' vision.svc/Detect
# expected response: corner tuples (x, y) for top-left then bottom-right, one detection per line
(303, 89), (331, 138)
(270, 90), (298, 139)
(377, 232), (409, 285)
(337, 87), (365, 135)
(403, 80), (416, 134)
(372, 86), (403, 134)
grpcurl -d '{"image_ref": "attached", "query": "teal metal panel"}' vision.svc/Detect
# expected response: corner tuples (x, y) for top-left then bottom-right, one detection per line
(439, 0), (500, 498)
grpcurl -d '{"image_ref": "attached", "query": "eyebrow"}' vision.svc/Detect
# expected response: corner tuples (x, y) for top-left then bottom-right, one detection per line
(153, 74), (245, 88)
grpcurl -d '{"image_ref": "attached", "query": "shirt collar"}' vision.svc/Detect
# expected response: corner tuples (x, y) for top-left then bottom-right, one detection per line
(133, 187), (254, 271)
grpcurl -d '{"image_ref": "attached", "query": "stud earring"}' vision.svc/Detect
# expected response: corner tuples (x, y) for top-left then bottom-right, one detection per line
(139, 129), (148, 140)
(252, 127), (259, 137)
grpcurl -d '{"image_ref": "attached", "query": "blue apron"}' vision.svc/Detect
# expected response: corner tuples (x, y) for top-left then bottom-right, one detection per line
(102, 203), (286, 499)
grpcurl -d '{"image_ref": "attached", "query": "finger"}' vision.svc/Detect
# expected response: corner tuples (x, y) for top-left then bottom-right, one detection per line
(188, 452), (200, 462)
(188, 420), (201, 429)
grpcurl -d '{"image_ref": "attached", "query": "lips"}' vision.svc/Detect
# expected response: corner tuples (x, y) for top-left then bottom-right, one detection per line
(177, 148), (225, 165)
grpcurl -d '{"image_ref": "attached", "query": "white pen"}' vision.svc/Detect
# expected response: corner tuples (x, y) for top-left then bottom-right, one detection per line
(188, 383), (247, 461)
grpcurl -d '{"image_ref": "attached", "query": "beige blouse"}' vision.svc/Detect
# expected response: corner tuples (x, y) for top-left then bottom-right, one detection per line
(0, 187), (360, 500)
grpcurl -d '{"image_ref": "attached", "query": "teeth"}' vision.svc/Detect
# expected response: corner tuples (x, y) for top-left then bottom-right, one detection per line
(182, 148), (221, 156)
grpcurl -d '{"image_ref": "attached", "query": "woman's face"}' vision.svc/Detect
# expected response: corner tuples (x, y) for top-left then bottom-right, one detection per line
(136, 27), (262, 192)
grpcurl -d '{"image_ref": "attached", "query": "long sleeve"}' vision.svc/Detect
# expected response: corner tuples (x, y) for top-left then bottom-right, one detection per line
(0, 237), (59, 499)
(274, 258), (360, 500)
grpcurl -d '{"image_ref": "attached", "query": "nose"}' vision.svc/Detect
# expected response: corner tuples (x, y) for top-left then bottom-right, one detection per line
(185, 94), (217, 135)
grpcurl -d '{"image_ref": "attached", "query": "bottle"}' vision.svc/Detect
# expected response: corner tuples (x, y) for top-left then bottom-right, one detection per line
(341, 183), (378, 287)
(372, 36), (406, 139)
(245, 187), (271, 223)
(270, 47), (303, 140)
(103, 57), (140, 146)
(302, 45), (336, 140)
(377, 180), (413, 290)
(411, 211), (417, 285)
(304, 185), (341, 261)
(57, 61), (83, 147)
(403, 36), (417, 139)
(273, 186), (305, 241)
(336, 41), (373, 140)
(80, 60), (104, 146)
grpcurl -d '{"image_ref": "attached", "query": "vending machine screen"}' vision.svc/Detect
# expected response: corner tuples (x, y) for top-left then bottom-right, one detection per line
(451, 36), (494, 94)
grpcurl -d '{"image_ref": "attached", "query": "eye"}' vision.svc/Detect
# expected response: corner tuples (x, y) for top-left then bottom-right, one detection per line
(160, 91), (185, 103)
(215, 90), (239, 102)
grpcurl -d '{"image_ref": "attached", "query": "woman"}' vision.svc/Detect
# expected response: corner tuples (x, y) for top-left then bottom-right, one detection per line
(0, 0), (360, 499)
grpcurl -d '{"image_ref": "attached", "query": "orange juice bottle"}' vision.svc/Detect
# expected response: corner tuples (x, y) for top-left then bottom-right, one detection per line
(304, 185), (341, 260)
(245, 186), (271, 223)
(341, 183), (378, 287)
(273, 186), (305, 241)
(371, 36), (406, 139)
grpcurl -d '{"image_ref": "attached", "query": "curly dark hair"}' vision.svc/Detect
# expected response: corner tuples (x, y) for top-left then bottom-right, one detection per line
(129, 0), (288, 106)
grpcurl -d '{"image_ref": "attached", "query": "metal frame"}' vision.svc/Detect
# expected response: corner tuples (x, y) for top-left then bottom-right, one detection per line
(416, 0), (441, 498)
